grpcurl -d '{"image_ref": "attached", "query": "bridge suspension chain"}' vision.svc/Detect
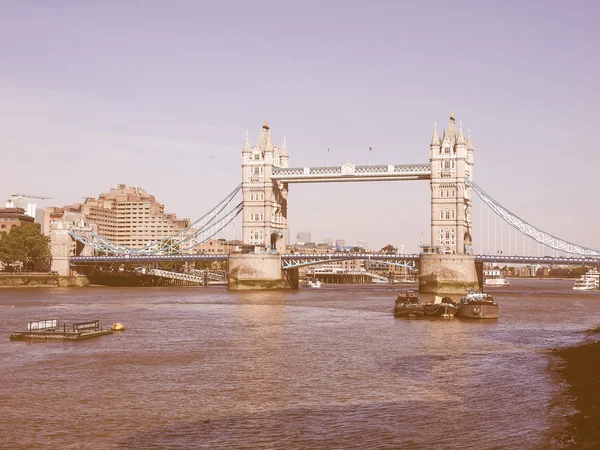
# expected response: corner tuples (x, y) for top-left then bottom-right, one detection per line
(467, 179), (600, 257)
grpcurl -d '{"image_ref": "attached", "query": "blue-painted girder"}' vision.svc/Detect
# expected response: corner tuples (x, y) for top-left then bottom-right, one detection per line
(280, 253), (419, 269)
(70, 254), (229, 264)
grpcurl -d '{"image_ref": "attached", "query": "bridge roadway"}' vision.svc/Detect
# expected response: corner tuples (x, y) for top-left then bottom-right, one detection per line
(69, 253), (600, 266)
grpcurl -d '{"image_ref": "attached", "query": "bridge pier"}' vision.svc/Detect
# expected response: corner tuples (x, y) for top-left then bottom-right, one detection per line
(418, 254), (479, 295)
(227, 254), (297, 290)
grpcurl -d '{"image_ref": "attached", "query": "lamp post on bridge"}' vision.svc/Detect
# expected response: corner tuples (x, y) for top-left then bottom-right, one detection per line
(368, 146), (372, 166)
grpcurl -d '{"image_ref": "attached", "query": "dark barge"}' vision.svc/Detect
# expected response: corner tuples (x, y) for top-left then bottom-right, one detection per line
(10, 319), (113, 341)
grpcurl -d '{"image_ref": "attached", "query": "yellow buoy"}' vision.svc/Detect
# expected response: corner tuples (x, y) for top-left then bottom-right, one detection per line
(111, 323), (125, 331)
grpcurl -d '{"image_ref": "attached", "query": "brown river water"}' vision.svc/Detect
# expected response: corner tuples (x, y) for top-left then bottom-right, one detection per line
(1, 278), (599, 449)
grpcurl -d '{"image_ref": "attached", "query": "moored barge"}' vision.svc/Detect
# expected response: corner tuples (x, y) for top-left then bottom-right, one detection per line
(457, 291), (499, 319)
(10, 319), (113, 341)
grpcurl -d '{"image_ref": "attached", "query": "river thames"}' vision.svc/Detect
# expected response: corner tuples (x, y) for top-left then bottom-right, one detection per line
(1, 278), (599, 449)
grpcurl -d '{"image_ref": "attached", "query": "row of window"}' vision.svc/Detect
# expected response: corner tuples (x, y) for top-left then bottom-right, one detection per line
(441, 160), (456, 170)
(440, 189), (456, 198)
(249, 229), (264, 244)
(439, 228), (456, 246)
(249, 192), (265, 201)
(249, 213), (264, 222)
(439, 210), (456, 220)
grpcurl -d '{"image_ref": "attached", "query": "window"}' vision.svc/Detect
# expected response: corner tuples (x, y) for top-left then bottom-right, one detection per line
(444, 160), (451, 169)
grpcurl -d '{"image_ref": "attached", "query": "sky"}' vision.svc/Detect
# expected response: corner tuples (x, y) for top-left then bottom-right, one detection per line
(1, 0), (599, 253)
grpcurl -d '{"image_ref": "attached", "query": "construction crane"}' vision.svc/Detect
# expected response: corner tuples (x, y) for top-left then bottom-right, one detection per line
(11, 193), (53, 200)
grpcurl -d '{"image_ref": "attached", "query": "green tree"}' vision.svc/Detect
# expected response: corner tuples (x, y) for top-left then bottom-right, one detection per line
(0, 224), (51, 272)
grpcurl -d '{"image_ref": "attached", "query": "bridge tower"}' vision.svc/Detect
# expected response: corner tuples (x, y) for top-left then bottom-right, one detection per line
(429, 110), (474, 255)
(420, 110), (479, 294)
(240, 120), (289, 253)
(229, 121), (295, 289)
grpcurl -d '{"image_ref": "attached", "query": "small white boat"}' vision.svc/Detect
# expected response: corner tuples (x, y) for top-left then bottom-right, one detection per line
(483, 269), (510, 287)
(484, 277), (510, 287)
(301, 278), (322, 288)
(573, 269), (600, 291)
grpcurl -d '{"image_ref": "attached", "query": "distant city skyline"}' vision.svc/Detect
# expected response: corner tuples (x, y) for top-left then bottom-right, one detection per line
(2, 1), (599, 253)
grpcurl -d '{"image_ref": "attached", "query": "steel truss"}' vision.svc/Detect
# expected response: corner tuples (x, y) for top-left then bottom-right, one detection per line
(467, 179), (600, 257)
(281, 253), (418, 270)
(68, 185), (242, 255)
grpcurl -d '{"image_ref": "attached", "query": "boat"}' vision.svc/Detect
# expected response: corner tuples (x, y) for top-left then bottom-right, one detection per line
(301, 278), (322, 288)
(10, 319), (113, 341)
(573, 268), (600, 291)
(394, 291), (457, 318)
(422, 296), (459, 317)
(484, 274), (510, 287)
(394, 290), (424, 317)
(456, 291), (499, 319)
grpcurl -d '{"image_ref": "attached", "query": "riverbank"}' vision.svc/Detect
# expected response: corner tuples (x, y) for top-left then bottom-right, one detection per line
(554, 328), (600, 449)
(0, 273), (89, 287)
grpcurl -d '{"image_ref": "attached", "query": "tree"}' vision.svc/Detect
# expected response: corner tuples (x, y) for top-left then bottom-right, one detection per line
(0, 224), (51, 272)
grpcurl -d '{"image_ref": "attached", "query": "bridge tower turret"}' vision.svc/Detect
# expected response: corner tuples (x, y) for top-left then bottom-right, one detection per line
(429, 110), (473, 255)
(240, 121), (288, 254)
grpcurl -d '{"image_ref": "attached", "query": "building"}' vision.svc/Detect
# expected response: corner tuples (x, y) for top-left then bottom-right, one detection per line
(296, 231), (312, 245)
(48, 185), (190, 249)
(241, 121), (289, 253)
(5, 196), (37, 218)
(44, 206), (98, 274)
(335, 239), (346, 250)
(195, 239), (242, 254)
(429, 110), (474, 255)
(0, 207), (35, 232)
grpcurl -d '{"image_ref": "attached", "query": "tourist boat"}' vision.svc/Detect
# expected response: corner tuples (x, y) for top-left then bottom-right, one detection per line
(301, 278), (322, 288)
(572, 269), (600, 291)
(394, 291), (457, 318)
(457, 291), (499, 319)
(394, 290), (424, 317)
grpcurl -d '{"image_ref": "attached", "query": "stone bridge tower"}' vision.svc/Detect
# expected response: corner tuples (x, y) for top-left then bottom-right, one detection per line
(420, 110), (478, 294)
(429, 110), (474, 255)
(229, 121), (295, 290)
(240, 120), (289, 254)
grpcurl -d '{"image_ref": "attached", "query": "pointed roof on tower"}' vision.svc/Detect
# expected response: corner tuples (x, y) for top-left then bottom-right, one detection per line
(457, 120), (466, 145)
(466, 127), (473, 150)
(430, 122), (440, 146)
(280, 135), (288, 156)
(254, 120), (275, 152)
(445, 108), (458, 142)
(242, 130), (251, 153)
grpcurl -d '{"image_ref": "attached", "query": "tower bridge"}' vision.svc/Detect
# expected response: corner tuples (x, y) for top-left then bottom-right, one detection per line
(63, 110), (600, 292)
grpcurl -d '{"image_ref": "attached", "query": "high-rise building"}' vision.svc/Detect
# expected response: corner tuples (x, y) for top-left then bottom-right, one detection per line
(52, 184), (190, 249)
(6, 196), (37, 218)
(296, 231), (312, 244)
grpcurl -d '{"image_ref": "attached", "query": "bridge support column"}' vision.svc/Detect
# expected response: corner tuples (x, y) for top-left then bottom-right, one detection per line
(227, 254), (295, 290)
(418, 254), (479, 295)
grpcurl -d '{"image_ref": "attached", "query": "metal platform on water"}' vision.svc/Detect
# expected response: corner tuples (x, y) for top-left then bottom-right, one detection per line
(10, 319), (113, 341)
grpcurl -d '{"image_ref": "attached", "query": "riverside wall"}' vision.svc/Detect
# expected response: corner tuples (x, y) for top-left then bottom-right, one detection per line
(0, 273), (90, 288)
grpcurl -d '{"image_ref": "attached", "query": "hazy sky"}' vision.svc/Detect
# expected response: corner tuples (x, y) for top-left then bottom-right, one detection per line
(1, 1), (599, 253)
